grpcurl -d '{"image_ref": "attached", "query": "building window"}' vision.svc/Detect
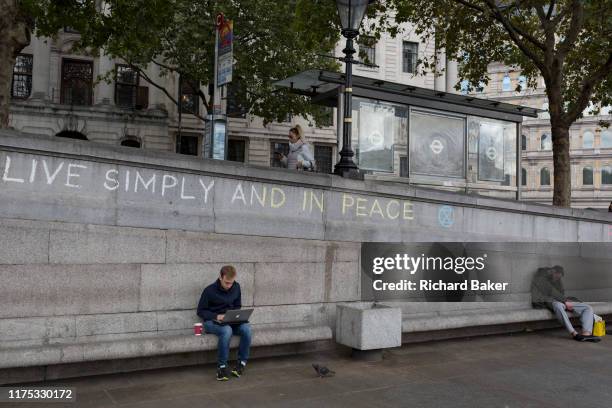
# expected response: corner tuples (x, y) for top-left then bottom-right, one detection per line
(56, 130), (87, 140)
(540, 167), (551, 186)
(227, 82), (248, 118)
(521, 134), (527, 151)
(540, 133), (552, 150)
(227, 138), (246, 162)
(521, 168), (527, 186)
(314, 145), (333, 173)
(180, 78), (199, 115)
(502, 74), (511, 91)
(460, 79), (470, 95)
(582, 131), (594, 148)
(358, 36), (376, 65)
(582, 166), (593, 186)
(61, 59), (93, 106)
(602, 166), (612, 185)
(120, 137), (141, 148)
(115, 65), (139, 108)
(402, 41), (418, 74)
(175, 134), (199, 156)
(601, 130), (612, 148)
(517, 75), (527, 92)
(11, 54), (33, 99)
(270, 141), (289, 167)
(539, 102), (549, 119)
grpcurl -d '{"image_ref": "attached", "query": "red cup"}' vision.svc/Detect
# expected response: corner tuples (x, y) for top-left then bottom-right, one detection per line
(194, 323), (203, 336)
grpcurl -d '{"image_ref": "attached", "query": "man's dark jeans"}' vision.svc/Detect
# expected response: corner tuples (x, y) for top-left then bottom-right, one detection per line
(204, 321), (252, 367)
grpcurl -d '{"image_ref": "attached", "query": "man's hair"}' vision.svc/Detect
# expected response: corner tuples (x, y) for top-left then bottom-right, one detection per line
(220, 265), (236, 279)
(551, 265), (564, 276)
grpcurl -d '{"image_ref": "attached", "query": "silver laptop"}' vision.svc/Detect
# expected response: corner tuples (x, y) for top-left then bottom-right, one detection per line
(215, 308), (254, 324)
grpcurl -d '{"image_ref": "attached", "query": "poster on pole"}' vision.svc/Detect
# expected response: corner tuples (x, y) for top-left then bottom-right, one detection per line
(217, 15), (233, 86)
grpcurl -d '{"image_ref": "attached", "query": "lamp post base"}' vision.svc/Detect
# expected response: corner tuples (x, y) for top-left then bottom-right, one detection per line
(333, 167), (364, 180)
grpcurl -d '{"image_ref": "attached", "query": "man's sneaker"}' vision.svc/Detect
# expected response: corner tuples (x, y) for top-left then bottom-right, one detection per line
(216, 365), (230, 381)
(232, 361), (246, 378)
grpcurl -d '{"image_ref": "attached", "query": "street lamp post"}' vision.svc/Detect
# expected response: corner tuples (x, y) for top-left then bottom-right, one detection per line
(334, 0), (371, 177)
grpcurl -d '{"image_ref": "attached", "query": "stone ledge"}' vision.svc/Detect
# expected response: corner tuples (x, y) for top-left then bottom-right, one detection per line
(0, 324), (332, 369)
(402, 302), (612, 333)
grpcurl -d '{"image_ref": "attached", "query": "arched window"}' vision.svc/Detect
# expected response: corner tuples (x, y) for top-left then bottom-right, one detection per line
(502, 74), (511, 91)
(540, 102), (549, 119)
(540, 167), (551, 186)
(582, 131), (594, 148)
(517, 75), (527, 91)
(582, 166), (593, 186)
(601, 131), (612, 148)
(602, 166), (612, 185)
(521, 168), (527, 186)
(460, 79), (470, 95)
(120, 138), (141, 148)
(56, 130), (88, 140)
(521, 134), (527, 151)
(540, 133), (552, 150)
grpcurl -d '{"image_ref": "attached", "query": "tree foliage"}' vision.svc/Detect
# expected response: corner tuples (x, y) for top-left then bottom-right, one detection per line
(8, 0), (348, 126)
(378, 0), (612, 207)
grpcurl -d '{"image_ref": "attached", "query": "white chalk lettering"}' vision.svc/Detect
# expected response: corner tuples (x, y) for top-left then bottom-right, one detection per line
(161, 174), (178, 197)
(29, 159), (38, 183)
(232, 183), (246, 204)
(125, 170), (130, 192)
(65, 164), (87, 188)
(42, 160), (64, 185)
(198, 179), (214, 204)
(104, 169), (120, 191)
(250, 185), (267, 207)
(180, 177), (195, 200)
(2, 156), (24, 183)
(135, 171), (156, 193)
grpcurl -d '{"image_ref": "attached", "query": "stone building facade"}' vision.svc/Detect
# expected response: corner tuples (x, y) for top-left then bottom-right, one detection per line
(476, 63), (612, 209)
(8, 27), (438, 176)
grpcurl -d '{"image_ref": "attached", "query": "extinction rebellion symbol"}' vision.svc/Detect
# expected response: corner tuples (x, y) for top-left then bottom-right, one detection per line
(430, 139), (444, 154)
(438, 205), (454, 228)
(486, 147), (498, 161)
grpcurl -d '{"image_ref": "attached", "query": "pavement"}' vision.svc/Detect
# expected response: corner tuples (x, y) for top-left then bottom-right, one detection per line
(3, 329), (612, 408)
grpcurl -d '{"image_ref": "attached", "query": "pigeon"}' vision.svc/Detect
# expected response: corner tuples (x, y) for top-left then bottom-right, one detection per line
(312, 363), (335, 378)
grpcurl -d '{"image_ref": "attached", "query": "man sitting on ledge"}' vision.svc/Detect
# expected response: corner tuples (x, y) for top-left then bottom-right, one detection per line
(197, 265), (252, 380)
(531, 265), (600, 342)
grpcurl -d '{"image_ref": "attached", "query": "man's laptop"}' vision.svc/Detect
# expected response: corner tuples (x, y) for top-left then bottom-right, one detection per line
(214, 308), (254, 325)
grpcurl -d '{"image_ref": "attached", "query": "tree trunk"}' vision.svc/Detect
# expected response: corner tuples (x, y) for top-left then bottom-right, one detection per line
(550, 120), (572, 207)
(0, 0), (31, 129)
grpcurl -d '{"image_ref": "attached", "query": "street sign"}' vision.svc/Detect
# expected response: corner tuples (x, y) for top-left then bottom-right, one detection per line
(217, 14), (233, 86)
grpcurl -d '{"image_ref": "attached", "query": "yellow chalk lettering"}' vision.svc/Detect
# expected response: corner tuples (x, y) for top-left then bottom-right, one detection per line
(369, 199), (384, 218)
(403, 201), (414, 220)
(356, 198), (368, 217)
(271, 187), (286, 208)
(342, 194), (355, 215)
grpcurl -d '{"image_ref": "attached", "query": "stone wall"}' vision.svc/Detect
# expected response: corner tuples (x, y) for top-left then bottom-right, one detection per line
(0, 129), (610, 376)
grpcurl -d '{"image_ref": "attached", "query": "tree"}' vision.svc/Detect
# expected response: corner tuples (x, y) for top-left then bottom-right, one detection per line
(0, 0), (342, 129)
(382, 0), (611, 207)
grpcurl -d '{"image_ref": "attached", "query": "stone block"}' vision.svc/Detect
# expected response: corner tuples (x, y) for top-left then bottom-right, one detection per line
(49, 224), (166, 264)
(336, 302), (402, 350)
(0, 220), (49, 264)
(253, 262), (325, 305)
(165, 231), (327, 264)
(0, 264), (141, 318)
(156, 310), (199, 331)
(0, 316), (75, 342)
(328, 262), (360, 302)
(139, 263), (255, 311)
(76, 312), (158, 337)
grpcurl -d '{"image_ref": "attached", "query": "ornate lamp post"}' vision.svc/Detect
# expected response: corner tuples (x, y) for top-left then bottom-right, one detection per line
(333, 0), (371, 177)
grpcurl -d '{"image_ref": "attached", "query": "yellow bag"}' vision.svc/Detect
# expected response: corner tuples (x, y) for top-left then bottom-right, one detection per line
(593, 320), (606, 337)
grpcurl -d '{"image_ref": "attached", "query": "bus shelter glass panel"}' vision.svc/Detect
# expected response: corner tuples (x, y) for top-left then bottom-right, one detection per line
(409, 110), (465, 178)
(467, 116), (517, 186)
(350, 97), (408, 173)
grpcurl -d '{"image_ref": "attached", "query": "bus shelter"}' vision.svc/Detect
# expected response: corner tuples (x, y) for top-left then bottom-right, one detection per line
(274, 70), (540, 200)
